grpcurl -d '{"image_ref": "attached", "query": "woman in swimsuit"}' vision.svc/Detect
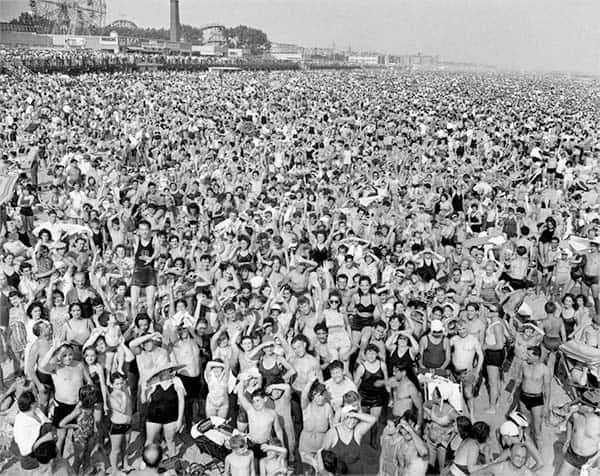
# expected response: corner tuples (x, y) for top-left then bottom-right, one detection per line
(574, 294), (592, 336)
(349, 276), (382, 348)
(317, 291), (352, 371)
(561, 294), (578, 338)
(299, 377), (333, 461)
(204, 360), (230, 419)
(144, 365), (186, 459)
(322, 406), (377, 475)
(355, 343), (389, 447)
(423, 387), (458, 472)
(64, 302), (93, 361)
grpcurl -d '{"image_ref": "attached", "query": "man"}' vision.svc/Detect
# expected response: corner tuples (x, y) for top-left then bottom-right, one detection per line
(471, 444), (534, 476)
(579, 312), (600, 348)
(13, 391), (54, 471)
(557, 406), (600, 476)
(325, 359), (357, 412)
(450, 320), (483, 419)
(516, 346), (550, 448)
(419, 319), (451, 371)
(26, 320), (53, 409)
(170, 325), (202, 429)
(130, 444), (163, 476)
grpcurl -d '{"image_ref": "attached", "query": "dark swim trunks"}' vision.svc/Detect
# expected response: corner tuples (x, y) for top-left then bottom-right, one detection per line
(564, 444), (596, 469)
(519, 391), (544, 411)
(543, 335), (561, 352)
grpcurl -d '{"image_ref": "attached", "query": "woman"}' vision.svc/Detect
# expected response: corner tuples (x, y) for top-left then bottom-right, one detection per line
(299, 377), (333, 462)
(252, 340), (295, 388)
(483, 308), (507, 413)
(354, 343), (388, 447)
(63, 302), (93, 360)
(318, 291), (352, 372)
(321, 405), (377, 475)
(144, 363), (185, 459)
(349, 276), (382, 347)
(386, 329), (420, 389)
(17, 184), (36, 236)
(204, 360), (230, 419)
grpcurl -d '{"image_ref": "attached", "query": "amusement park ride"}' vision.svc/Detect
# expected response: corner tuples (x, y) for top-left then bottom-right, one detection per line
(29, 0), (107, 34)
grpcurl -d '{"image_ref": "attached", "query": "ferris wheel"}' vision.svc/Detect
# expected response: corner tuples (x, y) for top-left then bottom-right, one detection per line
(29, 0), (107, 34)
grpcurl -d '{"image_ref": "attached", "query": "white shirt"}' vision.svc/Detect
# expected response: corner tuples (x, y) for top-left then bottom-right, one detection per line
(13, 409), (49, 455)
(325, 377), (357, 412)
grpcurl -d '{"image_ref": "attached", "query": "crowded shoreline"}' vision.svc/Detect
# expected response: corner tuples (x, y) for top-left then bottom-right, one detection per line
(0, 64), (599, 476)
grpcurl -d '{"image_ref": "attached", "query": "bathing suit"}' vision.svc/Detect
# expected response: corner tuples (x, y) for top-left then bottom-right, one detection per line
(52, 400), (77, 427)
(331, 427), (362, 474)
(564, 444), (597, 469)
(422, 336), (446, 369)
(147, 383), (179, 424)
(132, 239), (157, 288)
(484, 348), (505, 368)
(543, 335), (561, 352)
(352, 292), (375, 331)
(110, 423), (132, 435)
(358, 362), (386, 408)
(519, 391), (544, 410)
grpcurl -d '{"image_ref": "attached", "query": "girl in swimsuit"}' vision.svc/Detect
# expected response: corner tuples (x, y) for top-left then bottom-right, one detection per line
(82, 346), (108, 443)
(299, 378), (333, 460)
(204, 360), (230, 419)
(349, 276), (381, 348)
(561, 294), (578, 338)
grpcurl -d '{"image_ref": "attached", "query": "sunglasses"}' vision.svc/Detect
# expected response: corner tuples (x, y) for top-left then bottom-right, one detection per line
(329, 299), (340, 304)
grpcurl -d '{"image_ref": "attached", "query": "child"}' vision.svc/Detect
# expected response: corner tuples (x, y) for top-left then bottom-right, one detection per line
(108, 372), (132, 474)
(59, 384), (100, 474)
(259, 441), (289, 476)
(204, 359), (230, 418)
(378, 416), (403, 476)
(0, 369), (36, 415)
(266, 382), (295, 462)
(225, 434), (255, 476)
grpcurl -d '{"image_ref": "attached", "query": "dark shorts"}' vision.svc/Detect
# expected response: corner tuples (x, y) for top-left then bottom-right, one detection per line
(110, 423), (131, 435)
(350, 314), (374, 332)
(547, 168), (556, 175)
(131, 267), (157, 288)
(484, 349), (506, 368)
(564, 444), (596, 470)
(520, 391), (544, 411)
(543, 335), (561, 352)
(179, 374), (202, 397)
(583, 274), (600, 287)
(52, 400), (77, 427)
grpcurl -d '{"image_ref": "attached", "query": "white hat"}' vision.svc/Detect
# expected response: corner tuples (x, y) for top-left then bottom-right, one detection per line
(508, 410), (529, 428)
(517, 303), (532, 317)
(430, 319), (444, 332)
(499, 421), (520, 437)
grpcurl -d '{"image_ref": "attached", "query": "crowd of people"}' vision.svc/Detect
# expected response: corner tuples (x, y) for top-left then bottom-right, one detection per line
(0, 66), (600, 476)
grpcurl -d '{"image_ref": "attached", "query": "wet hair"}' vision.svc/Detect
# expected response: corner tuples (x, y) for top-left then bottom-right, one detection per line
(291, 334), (310, 348)
(17, 390), (36, 412)
(33, 440), (58, 465)
(110, 371), (127, 382)
(456, 415), (472, 439)
(309, 381), (327, 401)
(342, 390), (360, 406)
(544, 301), (557, 314)
(79, 385), (98, 409)
(314, 322), (328, 334)
(328, 360), (344, 372)
(321, 449), (347, 475)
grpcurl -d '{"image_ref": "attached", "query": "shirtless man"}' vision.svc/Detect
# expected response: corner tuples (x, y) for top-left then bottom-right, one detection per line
(237, 384), (284, 463)
(286, 258), (317, 297)
(540, 301), (565, 380)
(325, 360), (357, 412)
(40, 342), (92, 455)
(386, 363), (423, 429)
(450, 320), (483, 419)
(582, 241), (600, 314)
(516, 346), (550, 448)
(281, 334), (323, 395)
(169, 325), (202, 429)
(26, 320), (53, 409)
(471, 444), (535, 476)
(558, 406), (600, 476)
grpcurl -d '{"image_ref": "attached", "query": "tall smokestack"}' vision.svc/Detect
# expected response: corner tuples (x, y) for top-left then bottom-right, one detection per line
(170, 0), (180, 42)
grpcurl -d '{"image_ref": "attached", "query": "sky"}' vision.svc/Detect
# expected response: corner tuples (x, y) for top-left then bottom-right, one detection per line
(3, 0), (600, 73)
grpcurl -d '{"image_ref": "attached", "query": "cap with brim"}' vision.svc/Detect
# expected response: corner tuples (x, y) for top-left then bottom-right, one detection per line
(508, 410), (529, 427)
